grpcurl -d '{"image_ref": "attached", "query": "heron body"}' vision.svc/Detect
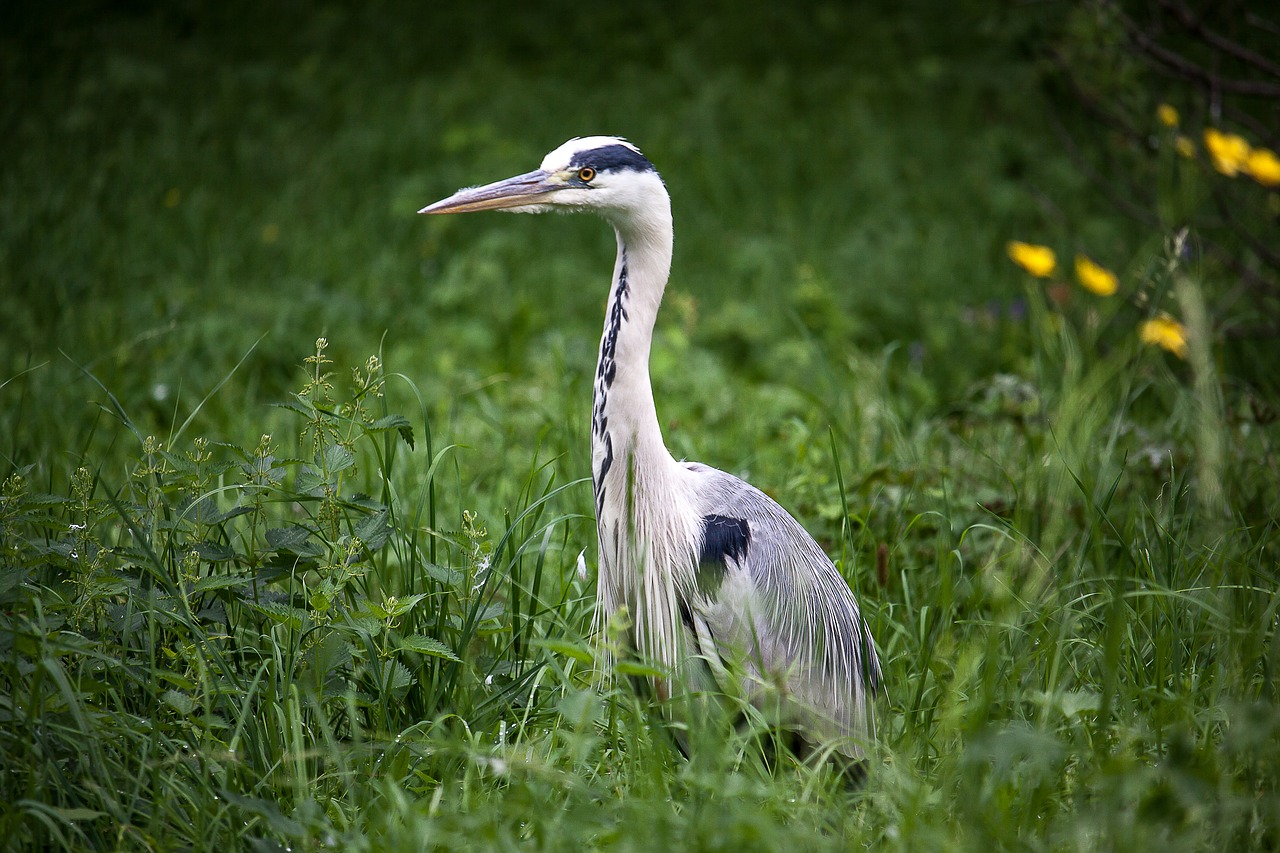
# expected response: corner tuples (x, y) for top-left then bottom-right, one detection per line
(421, 137), (881, 759)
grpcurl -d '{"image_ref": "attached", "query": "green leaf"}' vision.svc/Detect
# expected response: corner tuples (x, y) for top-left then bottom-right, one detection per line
(153, 669), (197, 691)
(192, 573), (248, 593)
(398, 633), (461, 661)
(44, 540), (76, 559)
(23, 492), (69, 508)
(369, 659), (413, 695)
(180, 497), (226, 525)
(0, 567), (27, 597)
(531, 638), (595, 664)
(194, 541), (236, 562)
(162, 689), (196, 715)
(1059, 690), (1101, 718)
(270, 398), (313, 419)
(339, 614), (384, 637)
(217, 504), (257, 523)
(613, 660), (668, 679)
(369, 413), (415, 449)
(266, 526), (322, 557)
(241, 456), (288, 484)
(472, 602), (505, 625)
(368, 414), (410, 431)
(295, 467), (329, 494)
(250, 601), (308, 630)
(384, 593), (427, 618)
(424, 563), (465, 589)
(317, 442), (355, 474)
(353, 509), (391, 551)
(199, 712), (230, 732)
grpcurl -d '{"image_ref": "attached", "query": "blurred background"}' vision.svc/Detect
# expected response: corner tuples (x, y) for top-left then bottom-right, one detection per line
(1, 0), (1156, 462)
(5, 0), (1276, 473)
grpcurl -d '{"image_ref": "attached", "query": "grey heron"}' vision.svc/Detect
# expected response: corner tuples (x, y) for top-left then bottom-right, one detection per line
(420, 137), (881, 764)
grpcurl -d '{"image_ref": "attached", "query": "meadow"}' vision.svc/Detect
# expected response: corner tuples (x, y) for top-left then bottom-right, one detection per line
(2, 1), (1278, 849)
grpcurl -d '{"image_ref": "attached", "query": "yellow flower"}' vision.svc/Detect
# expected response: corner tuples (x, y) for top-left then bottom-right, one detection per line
(1140, 314), (1188, 359)
(1007, 241), (1056, 278)
(1174, 135), (1196, 159)
(1203, 128), (1252, 177)
(1074, 255), (1118, 297)
(1157, 104), (1179, 128)
(1245, 147), (1280, 187)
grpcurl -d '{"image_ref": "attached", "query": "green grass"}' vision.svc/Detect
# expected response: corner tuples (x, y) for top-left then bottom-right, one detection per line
(2, 1), (1278, 850)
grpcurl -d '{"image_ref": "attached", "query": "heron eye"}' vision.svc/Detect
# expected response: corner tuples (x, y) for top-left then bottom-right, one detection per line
(577, 167), (596, 183)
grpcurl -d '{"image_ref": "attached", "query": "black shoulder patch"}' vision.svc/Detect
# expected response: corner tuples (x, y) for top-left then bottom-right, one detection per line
(569, 144), (655, 174)
(697, 514), (749, 595)
(700, 514), (750, 564)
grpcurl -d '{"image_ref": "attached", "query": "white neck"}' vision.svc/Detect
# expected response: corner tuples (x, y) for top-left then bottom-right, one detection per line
(590, 197), (676, 515)
(591, 190), (705, 669)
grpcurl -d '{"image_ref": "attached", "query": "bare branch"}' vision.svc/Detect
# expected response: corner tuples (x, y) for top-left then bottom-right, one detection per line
(1156, 0), (1280, 80)
(1126, 26), (1280, 97)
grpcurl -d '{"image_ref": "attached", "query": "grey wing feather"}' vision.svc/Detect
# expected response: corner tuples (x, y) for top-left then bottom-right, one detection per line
(683, 462), (881, 756)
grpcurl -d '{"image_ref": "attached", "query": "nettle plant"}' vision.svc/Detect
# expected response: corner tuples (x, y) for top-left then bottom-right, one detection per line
(1, 338), (578, 791)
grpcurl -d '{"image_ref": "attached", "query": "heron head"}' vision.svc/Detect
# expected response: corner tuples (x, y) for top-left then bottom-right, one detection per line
(419, 136), (664, 221)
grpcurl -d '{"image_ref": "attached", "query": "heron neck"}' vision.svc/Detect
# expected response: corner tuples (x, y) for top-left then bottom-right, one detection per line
(591, 204), (675, 512)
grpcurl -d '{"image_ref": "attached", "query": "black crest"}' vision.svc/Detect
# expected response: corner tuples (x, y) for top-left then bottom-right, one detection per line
(570, 143), (655, 174)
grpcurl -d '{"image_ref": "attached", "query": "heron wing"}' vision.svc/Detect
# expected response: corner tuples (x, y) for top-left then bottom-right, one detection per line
(681, 462), (881, 756)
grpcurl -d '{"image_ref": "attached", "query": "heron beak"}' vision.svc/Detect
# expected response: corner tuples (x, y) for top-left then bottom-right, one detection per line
(418, 169), (562, 215)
